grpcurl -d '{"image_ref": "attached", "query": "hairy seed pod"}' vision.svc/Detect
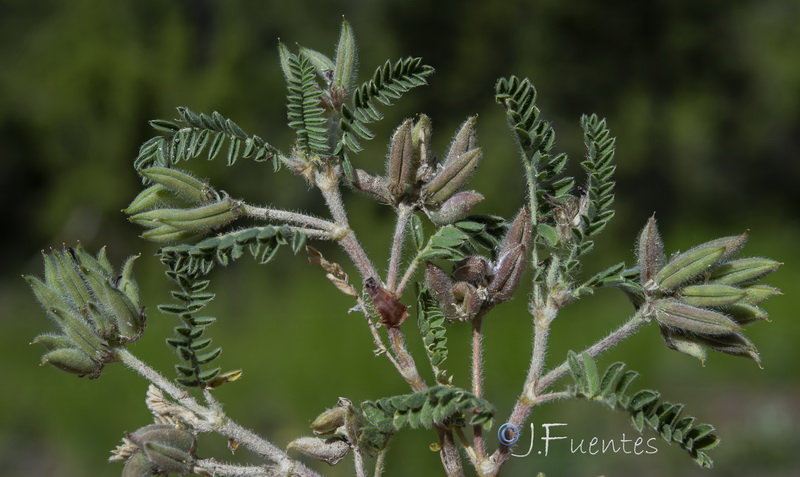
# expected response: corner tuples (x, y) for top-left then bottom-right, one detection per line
(452, 281), (484, 320)
(124, 184), (182, 215)
(51, 250), (94, 309)
(489, 244), (526, 303)
(333, 19), (357, 91)
(288, 436), (350, 466)
(47, 307), (108, 359)
(726, 303), (769, 325)
(425, 191), (484, 226)
(311, 407), (348, 436)
(118, 254), (143, 309)
(740, 284), (781, 305)
(425, 262), (460, 322)
(443, 116), (478, 168)
(158, 196), (239, 232)
(412, 114), (433, 173)
(692, 332), (761, 366)
(422, 148), (482, 205)
(31, 333), (74, 351)
(142, 441), (194, 475)
(709, 257), (782, 286)
(654, 299), (741, 335)
(452, 256), (489, 284)
(386, 119), (414, 203)
(140, 224), (203, 244)
(660, 327), (707, 365)
(498, 207), (532, 258)
(40, 347), (101, 376)
(637, 215), (664, 286)
(141, 167), (213, 204)
(122, 452), (156, 477)
(679, 284), (745, 307)
(654, 245), (726, 291)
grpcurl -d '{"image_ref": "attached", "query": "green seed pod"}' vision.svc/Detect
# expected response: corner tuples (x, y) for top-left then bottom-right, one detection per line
(488, 243), (526, 303)
(122, 452), (156, 477)
(85, 301), (118, 340)
(40, 347), (101, 377)
(726, 303), (769, 325)
(48, 307), (108, 358)
(141, 167), (212, 204)
(159, 197), (239, 232)
(129, 425), (196, 454)
(118, 254), (142, 309)
(142, 441), (193, 475)
(661, 328), (707, 365)
(333, 19), (357, 91)
(140, 224), (203, 244)
(654, 299), (741, 335)
(24, 276), (73, 315)
(443, 116), (478, 168)
(637, 215), (664, 286)
(422, 148), (482, 205)
(51, 250), (94, 309)
(31, 333), (74, 351)
(425, 191), (484, 226)
(300, 47), (335, 76)
(680, 284), (745, 307)
(80, 267), (141, 340)
(71, 243), (110, 277)
(311, 407), (348, 435)
(288, 436), (350, 466)
(124, 184), (183, 215)
(386, 119), (414, 203)
(709, 257), (782, 286)
(693, 332), (761, 366)
(412, 114), (433, 172)
(740, 284), (781, 305)
(654, 245), (726, 291)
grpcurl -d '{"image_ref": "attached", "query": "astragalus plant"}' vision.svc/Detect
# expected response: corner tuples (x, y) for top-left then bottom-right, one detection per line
(24, 21), (782, 477)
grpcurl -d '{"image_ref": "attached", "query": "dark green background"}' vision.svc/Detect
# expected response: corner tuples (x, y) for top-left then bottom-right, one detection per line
(1, 1), (798, 476)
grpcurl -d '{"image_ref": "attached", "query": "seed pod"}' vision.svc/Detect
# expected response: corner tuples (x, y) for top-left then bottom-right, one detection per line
(709, 257), (782, 286)
(118, 254), (142, 309)
(124, 184), (183, 215)
(311, 407), (348, 435)
(680, 284), (745, 307)
(40, 347), (101, 376)
(425, 262), (460, 322)
(122, 452), (156, 477)
(693, 332), (761, 366)
(443, 116), (478, 168)
(351, 168), (391, 204)
(421, 148), (482, 206)
(51, 250), (94, 309)
(740, 284), (781, 305)
(71, 243), (111, 277)
(726, 303), (770, 325)
(31, 333), (74, 351)
(158, 196), (239, 232)
(488, 244), (526, 303)
(498, 207), (532, 258)
(694, 232), (748, 263)
(412, 114), (433, 172)
(637, 215), (664, 286)
(48, 307), (108, 358)
(24, 276), (73, 315)
(142, 441), (193, 475)
(661, 327), (707, 365)
(386, 119), (414, 203)
(654, 299), (741, 335)
(452, 256), (489, 284)
(141, 167), (213, 204)
(81, 267), (142, 340)
(140, 224), (203, 244)
(425, 191), (484, 226)
(288, 436), (350, 466)
(654, 245), (726, 291)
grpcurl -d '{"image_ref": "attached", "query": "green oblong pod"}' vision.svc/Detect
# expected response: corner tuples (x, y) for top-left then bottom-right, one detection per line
(85, 301), (118, 340)
(661, 328), (707, 365)
(693, 332), (761, 366)
(443, 116), (478, 168)
(386, 119), (414, 203)
(31, 333), (73, 351)
(141, 167), (212, 204)
(24, 276), (74, 315)
(118, 254), (142, 309)
(122, 452), (156, 477)
(142, 442), (193, 475)
(311, 407), (348, 435)
(40, 347), (101, 376)
(52, 250), (94, 309)
(48, 307), (108, 358)
(680, 284), (745, 307)
(422, 148), (483, 206)
(140, 224), (203, 244)
(740, 284), (781, 305)
(654, 246), (726, 291)
(726, 303), (769, 325)
(300, 47), (335, 75)
(333, 19), (357, 90)
(159, 197), (239, 232)
(124, 184), (183, 215)
(709, 257), (782, 285)
(79, 267), (129, 337)
(71, 243), (109, 277)
(654, 299), (741, 335)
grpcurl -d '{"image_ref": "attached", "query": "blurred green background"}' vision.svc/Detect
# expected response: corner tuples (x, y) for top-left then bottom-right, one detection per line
(1, 0), (798, 476)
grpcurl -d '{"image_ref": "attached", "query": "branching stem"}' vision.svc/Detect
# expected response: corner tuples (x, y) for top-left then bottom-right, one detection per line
(387, 204), (413, 292)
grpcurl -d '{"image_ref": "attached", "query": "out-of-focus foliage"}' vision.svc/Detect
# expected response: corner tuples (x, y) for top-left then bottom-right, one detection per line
(2, 1), (798, 476)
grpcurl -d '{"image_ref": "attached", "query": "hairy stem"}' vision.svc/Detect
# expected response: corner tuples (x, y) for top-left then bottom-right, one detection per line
(471, 314), (486, 460)
(374, 446), (389, 477)
(116, 349), (319, 477)
(438, 427), (466, 477)
(194, 458), (269, 476)
(387, 204), (413, 292)
(388, 327), (426, 391)
(242, 203), (337, 232)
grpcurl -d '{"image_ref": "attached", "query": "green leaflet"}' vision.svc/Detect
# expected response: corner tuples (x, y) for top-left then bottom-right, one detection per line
(580, 113), (617, 240)
(566, 351), (719, 468)
(417, 215), (506, 262)
(286, 52), (328, 156)
(359, 385), (495, 454)
(135, 107), (282, 174)
(417, 288), (450, 384)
